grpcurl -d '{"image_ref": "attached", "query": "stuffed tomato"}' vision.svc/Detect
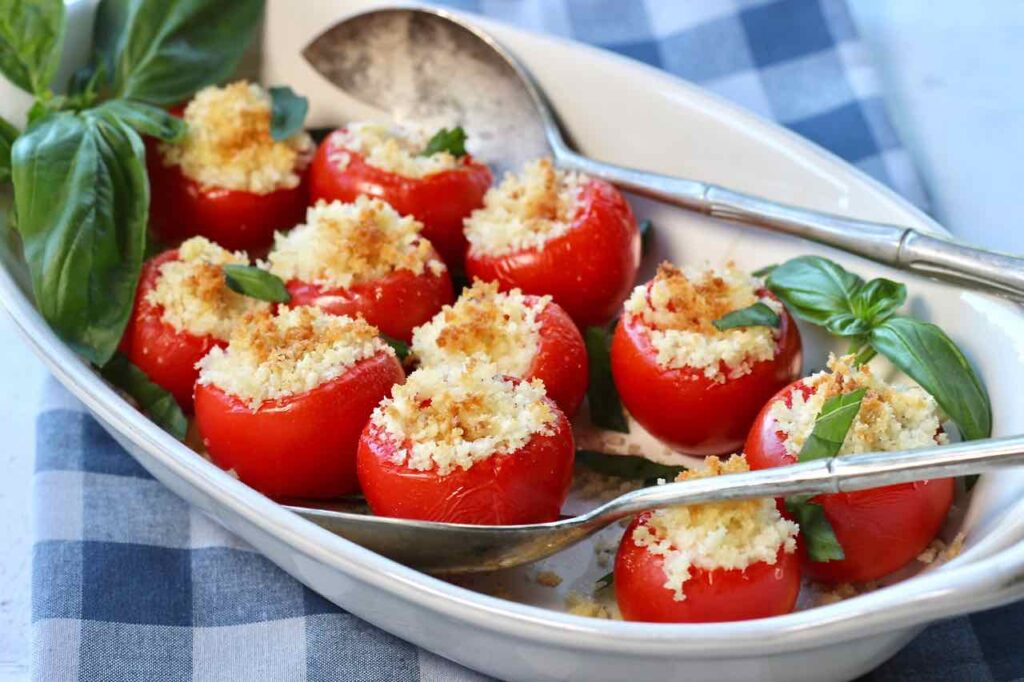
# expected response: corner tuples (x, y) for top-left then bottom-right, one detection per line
(611, 263), (802, 456)
(266, 196), (454, 342)
(744, 354), (955, 584)
(464, 159), (640, 327)
(121, 237), (269, 411)
(615, 455), (800, 623)
(194, 306), (404, 499)
(310, 123), (492, 267)
(357, 362), (575, 524)
(409, 280), (588, 416)
(148, 81), (312, 252)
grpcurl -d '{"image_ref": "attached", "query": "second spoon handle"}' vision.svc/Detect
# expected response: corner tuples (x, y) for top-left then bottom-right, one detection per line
(559, 150), (1024, 302)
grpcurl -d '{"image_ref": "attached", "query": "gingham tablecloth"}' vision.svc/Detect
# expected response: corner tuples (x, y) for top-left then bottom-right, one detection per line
(31, 1), (1024, 680)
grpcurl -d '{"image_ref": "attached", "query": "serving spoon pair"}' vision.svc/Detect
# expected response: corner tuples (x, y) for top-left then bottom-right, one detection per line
(280, 7), (1024, 575)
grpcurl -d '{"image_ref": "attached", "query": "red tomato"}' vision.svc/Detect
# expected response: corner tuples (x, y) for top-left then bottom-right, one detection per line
(744, 381), (955, 584)
(465, 179), (640, 328)
(284, 253), (454, 343)
(121, 249), (223, 412)
(522, 298), (589, 416)
(615, 513), (801, 623)
(309, 129), (492, 267)
(356, 394), (575, 524)
(195, 351), (404, 499)
(610, 292), (802, 456)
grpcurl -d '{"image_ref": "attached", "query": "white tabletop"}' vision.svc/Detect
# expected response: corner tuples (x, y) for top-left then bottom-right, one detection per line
(1, 2), (1023, 678)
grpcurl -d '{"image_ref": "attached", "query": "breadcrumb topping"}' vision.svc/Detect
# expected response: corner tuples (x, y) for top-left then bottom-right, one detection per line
(410, 280), (549, 377)
(196, 306), (389, 409)
(371, 361), (556, 475)
(266, 198), (445, 289)
(769, 354), (948, 457)
(564, 592), (613, 619)
(146, 237), (269, 340)
(465, 158), (586, 256)
(631, 455), (799, 601)
(623, 262), (782, 382)
(160, 81), (313, 193)
(328, 122), (462, 178)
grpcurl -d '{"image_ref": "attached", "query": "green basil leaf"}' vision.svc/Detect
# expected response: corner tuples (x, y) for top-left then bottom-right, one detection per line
(785, 495), (844, 562)
(851, 277), (906, 325)
(101, 352), (187, 440)
(752, 264), (776, 278)
(0, 0), (65, 95)
(823, 312), (871, 338)
(594, 571), (614, 591)
(765, 256), (864, 324)
(576, 450), (684, 481)
(712, 301), (780, 331)
(870, 316), (992, 440)
(381, 334), (409, 361)
(798, 388), (866, 462)
(420, 126), (467, 157)
(585, 326), (629, 433)
(268, 86), (308, 141)
(222, 265), (290, 303)
(94, 0), (263, 105)
(94, 99), (186, 142)
(639, 218), (653, 256)
(12, 110), (148, 366)
(0, 114), (18, 183)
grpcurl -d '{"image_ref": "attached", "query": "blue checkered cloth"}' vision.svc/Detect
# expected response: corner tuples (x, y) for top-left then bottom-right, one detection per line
(32, 1), (1024, 680)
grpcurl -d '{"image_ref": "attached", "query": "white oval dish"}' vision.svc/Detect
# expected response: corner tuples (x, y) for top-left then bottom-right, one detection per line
(3, 1), (1024, 680)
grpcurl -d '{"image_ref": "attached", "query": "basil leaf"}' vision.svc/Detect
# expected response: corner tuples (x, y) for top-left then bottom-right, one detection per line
(798, 388), (866, 462)
(712, 302), (780, 331)
(870, 316), (992, 440)
(765, 256), (864, 324)
(823, 312), (871, 338)
(94, 0), (263, 105)
(785, 495), (844, 562)
(268, 86), (308, 141)
(639, 218), (653, 256)
(12, 110), (148, 366)
(585, 326), (629, 433)
(594, 571), (614, 591)
(222, 265), (290, 303)
(0, 115), (18, 183)
(576, 450), (684, 481)
(382, 334), (409, 361)
(421, 127), (467, 157)
(0, 0), (65, 95)
(851, 277), (906, 326)
(94, 99), (186, 142)
(752, 264), (776, 278)
(101, 353), (187, 440)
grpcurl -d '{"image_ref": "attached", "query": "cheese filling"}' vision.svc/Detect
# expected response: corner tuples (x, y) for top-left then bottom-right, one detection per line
(159, 81), (313, 194)
(410, 280), (549, 377)
(631, 455), (799, 601)
(327, 122), (462, 178)
(196, 306), (390, 409)
(769, 354), (948, 457)
(464, 158), (586, 256)
(623, 262), (783, 382)
(266, 197), (446, 289)
(371, 361), (556, 475)
(146, 237), (269, 340)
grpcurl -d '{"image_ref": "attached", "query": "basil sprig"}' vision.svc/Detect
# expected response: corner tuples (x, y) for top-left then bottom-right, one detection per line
(101, 353), (187, 440)
(765, 256), (991, 441)
(712, 302), (780, 331)
(268, 86), (309, 141)
(585, 326), (629, 433)
(223, 265), (291, 304)
(798, 388), (866, 462)
(785, 495), (844, 562)
(421, 126), (467, 157)
(576, 450), (684, 482)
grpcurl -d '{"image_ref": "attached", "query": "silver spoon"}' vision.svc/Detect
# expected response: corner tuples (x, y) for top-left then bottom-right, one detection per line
(303, 6), (1024, 301)
(287, 435), (1024, 574)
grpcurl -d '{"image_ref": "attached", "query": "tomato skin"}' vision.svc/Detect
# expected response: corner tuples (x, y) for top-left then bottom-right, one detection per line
(610, 294), (802, 456)
(194, 351), (405, 499)
(465, 179), (640, 328)
(309, 129), (492, 267)
(122, 249), (222, 412)
(284, 255), (455, 343)
(615, 514), (801, 623)
(521, 298), (589, 416)
(744, 381), (955, 584)
(356, 395), (575, 524)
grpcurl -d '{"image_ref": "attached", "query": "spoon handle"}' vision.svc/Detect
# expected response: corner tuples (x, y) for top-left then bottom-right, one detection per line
(587, 434), (1024, 525)
(557, 150), (1024, 301)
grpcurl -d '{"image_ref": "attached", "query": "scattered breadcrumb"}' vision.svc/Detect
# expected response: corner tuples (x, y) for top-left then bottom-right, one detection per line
(565, 591), (612, 619)
(572, 467), (642, 501)
(814, 580), (881, 607)
(535, 571), (563, 588)
(918, 532), (966, 565)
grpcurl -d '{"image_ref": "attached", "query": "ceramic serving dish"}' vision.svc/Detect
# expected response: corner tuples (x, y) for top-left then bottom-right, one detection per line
(3, 1), (1024, 680)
